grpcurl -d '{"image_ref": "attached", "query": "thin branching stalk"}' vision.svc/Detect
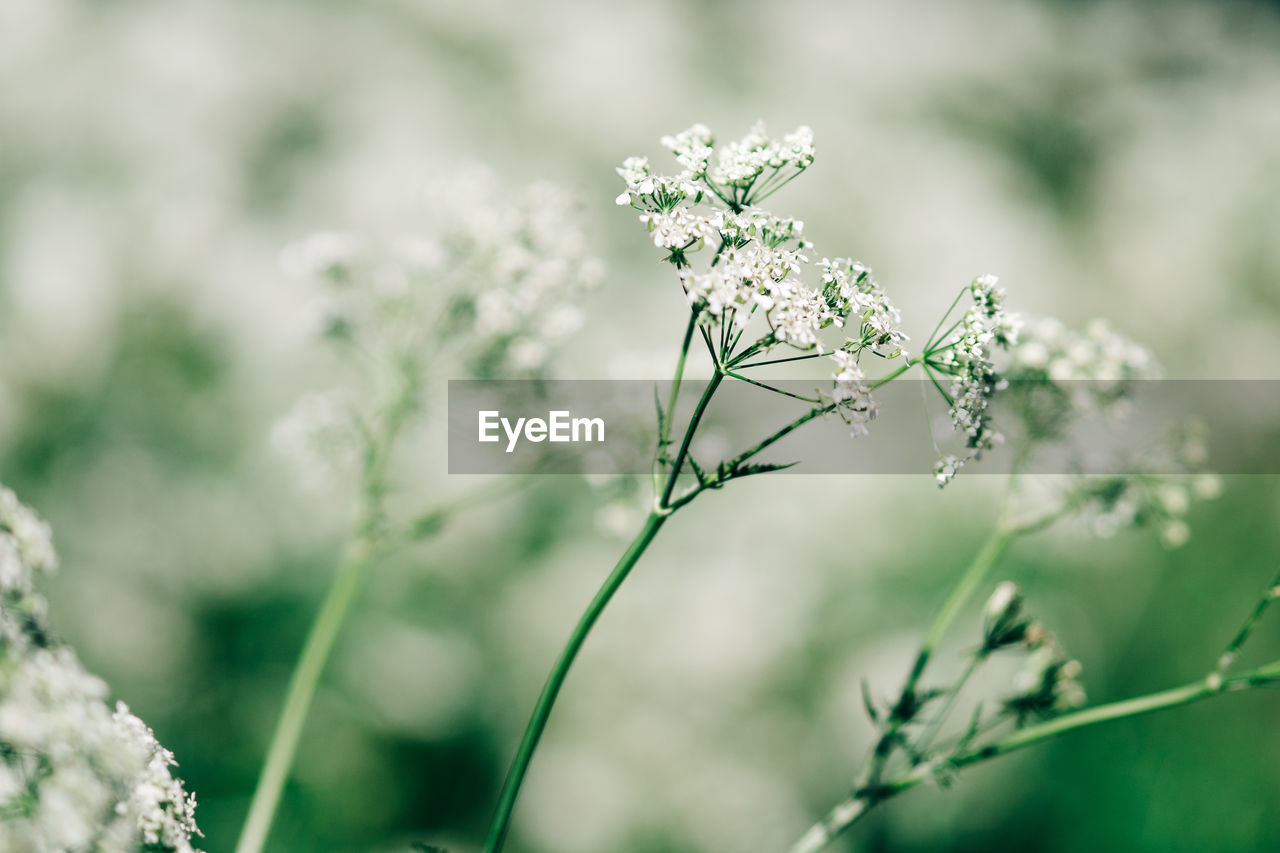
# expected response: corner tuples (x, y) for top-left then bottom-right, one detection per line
(659, 370), (724, 508)
(790, 563), (1280, 853)
(653, 313), (699, 493)
(857, 525), (1015, 795)
(788, 658), (1280, 853)
(482, 318), (918, 851)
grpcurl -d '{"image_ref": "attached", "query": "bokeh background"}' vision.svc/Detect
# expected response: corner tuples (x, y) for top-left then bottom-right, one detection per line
(3, 0), (1280, 850)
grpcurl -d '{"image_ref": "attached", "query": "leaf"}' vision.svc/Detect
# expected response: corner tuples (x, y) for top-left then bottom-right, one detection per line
(688, 456), (710, 486)
(860, 678), (881, 724)
(409, 510), (448, 540)
(728, 460), (800, 480)
(653, 386), (669, 446)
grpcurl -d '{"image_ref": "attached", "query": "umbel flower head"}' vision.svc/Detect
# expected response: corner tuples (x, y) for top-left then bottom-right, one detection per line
(617, 122), (908, 433)
(0, 485), (202, 852)
(282, 165), (602, 380)
(618, 123), (1198, 492)
(276, 165), (604, 487)
(926, 274), (1020, 486)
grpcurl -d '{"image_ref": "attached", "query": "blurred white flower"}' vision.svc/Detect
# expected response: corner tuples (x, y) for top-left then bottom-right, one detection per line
(0, 485), (202, 852)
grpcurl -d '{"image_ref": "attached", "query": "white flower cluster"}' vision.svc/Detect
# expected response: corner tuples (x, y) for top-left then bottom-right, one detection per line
(703, 122), (814, 188)
(817, 259), (909, 358)
(0, 487), (57, 592)
(1071, 469), (1222, 548)
(1013, 317), (1156, 384)
(615, 156), (704, 211)
(111, 706), (202, 851)
(930, 274), (1019, 486)
(1008, 317), (1158, 431)
(620, 121), (813, 210)
(269, 390), (358, 492)
(1007, 414), (1221, 547)
(618, 123), (908, 432)
(0, 486), (202, 852)
(828, 351), (877, 437)
(998, 317), (1214, 546)
(283, 165), (603, 378)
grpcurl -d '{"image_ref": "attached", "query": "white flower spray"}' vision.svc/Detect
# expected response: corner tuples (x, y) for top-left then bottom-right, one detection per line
(237, 165), (602, 853)
(0, 485), (202, 852)
(482, 122), (1270, 853)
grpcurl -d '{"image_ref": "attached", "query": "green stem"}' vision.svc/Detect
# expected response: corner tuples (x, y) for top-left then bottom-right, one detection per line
(858, 526), (1014, 795)
(915, 530), (1013, 679)
(725, 371), (823, 403)
(403, 475), (537, 541)
(654, 312), (698, 493)
(789, 659), (1280, 853)
(914, 653), (984, 756)
(1218, 568), (1280, 672)
(237, 368), (417, 853)
(717, 358), (917, 483)
(736, 351), (828, 370)
(482, 512), (668, 852)
(659, 371), (724, 508)
(665, 313), (696, 438)
(924, 286), (968, 353)
(234, 535), (376, 853)
(485, 355), (729, 851)
(483, 356), (918, 851)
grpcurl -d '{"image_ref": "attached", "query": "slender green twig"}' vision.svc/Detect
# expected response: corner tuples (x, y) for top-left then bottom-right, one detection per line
(237, 368), (418, 853)
(856, 526), (1016, 795)
(664, 313), (698, 446)
(482, 512), (668, 853)
(924, 285), (968, 352)
(402, 475), (538, 541)
(483, 352), (720, 852)
(735, 351), (829, 370)
(787, 659), (1280, 853)
(658, 371), (724, 509)
(914, 653), (983, 756)
(754, 167), (807, 204)
(235, 536), (377, 853)
(715, 358), (917, 479)
(1217, 568), (1280, 673)
(653, 312), (698, 493)
(725, 371), (823, 404)
(789, 556), (1280, 853)
(483, 356), (917, 852)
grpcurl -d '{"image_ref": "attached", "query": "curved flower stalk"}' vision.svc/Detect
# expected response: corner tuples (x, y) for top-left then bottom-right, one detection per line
(789, 559), (1280, 853)
(483, 122), (1040, 852)
(786, 331), (1234, 853)
(235, 168), (602, 853)
(0, 485), (202, 852)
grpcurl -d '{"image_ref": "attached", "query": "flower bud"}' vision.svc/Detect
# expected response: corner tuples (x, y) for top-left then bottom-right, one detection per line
(981, 581), (1031, 653)
(1005, 647), (1086, 724)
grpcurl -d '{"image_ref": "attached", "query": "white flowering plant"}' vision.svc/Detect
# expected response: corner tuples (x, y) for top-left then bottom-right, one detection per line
(5, 121), (1276, 853)
(235, 167), (603, 853)
(471, 123), (1280, 853)
(0, 486), (202, 853)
